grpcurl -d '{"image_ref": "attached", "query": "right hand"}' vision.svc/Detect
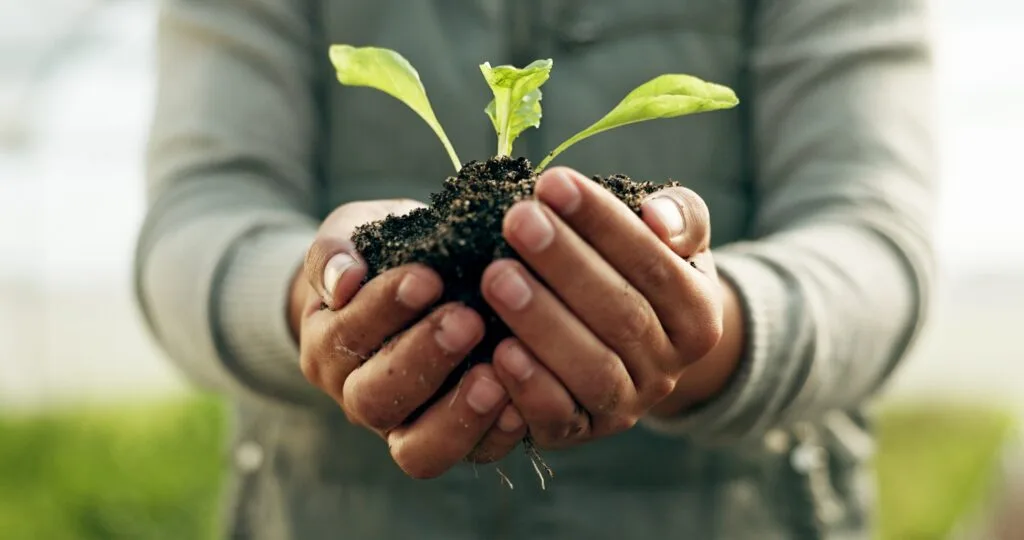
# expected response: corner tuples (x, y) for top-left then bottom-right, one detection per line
(291, 199), (527, 479)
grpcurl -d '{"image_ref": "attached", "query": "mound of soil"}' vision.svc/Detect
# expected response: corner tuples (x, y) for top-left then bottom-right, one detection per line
(352, 156), (671, 406)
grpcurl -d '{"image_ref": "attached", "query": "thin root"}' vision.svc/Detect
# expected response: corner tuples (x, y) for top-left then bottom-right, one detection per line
(530, 456), (547, 491)
(332, 337), (369, 364)
(526, 440), (554, 479)
(496, 467), (514, 490)
(449, 375), (466, 408)
(524, 438), (554, 490)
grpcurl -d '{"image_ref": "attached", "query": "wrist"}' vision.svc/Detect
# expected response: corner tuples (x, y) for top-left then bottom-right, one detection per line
(649, 274), (745, 418)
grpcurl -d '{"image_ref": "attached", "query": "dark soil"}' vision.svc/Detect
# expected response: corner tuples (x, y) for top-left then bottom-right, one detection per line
(352, 156), (673, 412)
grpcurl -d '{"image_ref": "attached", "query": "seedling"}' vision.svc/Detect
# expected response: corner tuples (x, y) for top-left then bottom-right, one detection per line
(327, 45), (738, 487)
(327, 44), (738, 171)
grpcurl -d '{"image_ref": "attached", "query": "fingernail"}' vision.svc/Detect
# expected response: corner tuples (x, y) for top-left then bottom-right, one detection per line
(645, 197), (685, 238)
(490, 268), (532, 311)
(542, 171), (582, 215)
(498, 407), (524, 432)
(324, 253), (358, 298)
(466, 377), (505, 414)
(499, 342), (535, 382)
(434, 309), (479, 353)
(510, 202), (554, 253)
(396, 272), (437, 309)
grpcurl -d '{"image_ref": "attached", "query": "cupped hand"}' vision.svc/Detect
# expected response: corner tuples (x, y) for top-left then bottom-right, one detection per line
(480, 167), (726, 450)
(292, 199), (528, 478)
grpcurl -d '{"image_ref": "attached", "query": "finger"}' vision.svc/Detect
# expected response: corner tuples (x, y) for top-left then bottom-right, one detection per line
(343, 303), (484, 431)
(304, 237), (367, 309)
(640, 186), (711, 258)
(300, 264), (441, 400)
(491, 338), (598, 448)
(480, 260), (637, 432)
(533, 167), (707, 342)
(500, 197), (671, 386)
(309, 263), (442, 355)
(466, 404), (528, 464)
(387, 364), (508, 479)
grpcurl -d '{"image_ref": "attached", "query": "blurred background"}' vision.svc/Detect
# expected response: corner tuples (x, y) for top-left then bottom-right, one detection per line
(0, 0), (1021, 538)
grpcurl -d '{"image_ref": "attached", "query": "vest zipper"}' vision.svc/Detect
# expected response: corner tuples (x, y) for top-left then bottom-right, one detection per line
(791, 422), (846, 530)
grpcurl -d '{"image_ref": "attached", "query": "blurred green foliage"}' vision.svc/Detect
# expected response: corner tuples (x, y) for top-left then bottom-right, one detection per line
(0, 396), (1015, 539)
(874, 402), (1017, 539)
(0, 397), (226, 540)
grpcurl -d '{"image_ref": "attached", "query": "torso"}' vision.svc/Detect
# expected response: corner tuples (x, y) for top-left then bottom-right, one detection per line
(223, 2), (873, 538)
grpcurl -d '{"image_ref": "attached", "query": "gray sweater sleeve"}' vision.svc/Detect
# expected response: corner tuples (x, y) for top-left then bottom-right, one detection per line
(135, 0), (325, 405)
(643, 0), (937, 441)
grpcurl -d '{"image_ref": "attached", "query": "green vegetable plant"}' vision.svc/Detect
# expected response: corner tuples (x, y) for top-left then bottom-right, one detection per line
(327, 44), (739, 171)
(479, 59), (552, 157)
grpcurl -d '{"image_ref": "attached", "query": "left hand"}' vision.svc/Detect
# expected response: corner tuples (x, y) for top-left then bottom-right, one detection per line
(480, 167), (725, 450)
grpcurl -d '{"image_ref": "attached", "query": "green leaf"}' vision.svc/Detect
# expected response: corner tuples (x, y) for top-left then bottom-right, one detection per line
(329, 44), (462, 171)
(536, 74), (739, 171)
(480, 59), (553, 156)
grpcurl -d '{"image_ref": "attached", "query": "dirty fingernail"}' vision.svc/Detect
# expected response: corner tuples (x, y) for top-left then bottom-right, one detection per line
(434, 309), (480, 353)
(511, 202), (555, 252)
(645, 197), (685, 238)
(498, 406), (524, 432)
(466, 377), (505, 414)
(499, 342), (535, 382)
(324, 253), (358, 298)
(491, 268), (532, 311)
(396, 271), (438, 309)
(542, 170), (582, 215)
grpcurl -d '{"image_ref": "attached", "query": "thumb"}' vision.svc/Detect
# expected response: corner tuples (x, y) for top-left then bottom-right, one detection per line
(306, 198), (426, 309)
(304, 236), (367, 310)
(640, 186), (711, 258)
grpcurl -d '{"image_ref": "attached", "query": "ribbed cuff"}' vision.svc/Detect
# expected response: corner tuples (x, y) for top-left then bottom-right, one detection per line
(216, 225), (324, 405)
(640, 249), (792, 442)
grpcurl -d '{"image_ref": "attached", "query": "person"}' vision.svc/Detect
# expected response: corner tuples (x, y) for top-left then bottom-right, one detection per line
(134, 0), (937, 538)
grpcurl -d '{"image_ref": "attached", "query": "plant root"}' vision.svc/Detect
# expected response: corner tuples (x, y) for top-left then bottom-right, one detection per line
(496, 467), (514, 490)
(524, 437), (554, 490)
